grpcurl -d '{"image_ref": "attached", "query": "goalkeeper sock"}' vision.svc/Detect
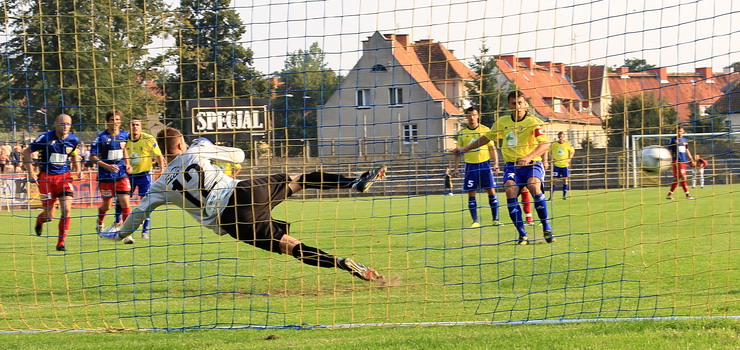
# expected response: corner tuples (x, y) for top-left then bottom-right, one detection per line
(292, 243), (339, 269)
(507, 198), (527, 236)
(299, 172), (356, 190)
(468, 197), (478, 223)
(488, 194), (499, 221)
(533, 193), (552, 232)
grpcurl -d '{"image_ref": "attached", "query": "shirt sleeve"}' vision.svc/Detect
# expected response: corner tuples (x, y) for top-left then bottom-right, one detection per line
(150, 137), (163, 156)
(189, 143), (245, 164)
(29, 134), (46, 152)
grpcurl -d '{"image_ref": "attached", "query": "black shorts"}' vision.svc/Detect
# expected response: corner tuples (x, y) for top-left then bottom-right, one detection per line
(219, 174), (292, 253)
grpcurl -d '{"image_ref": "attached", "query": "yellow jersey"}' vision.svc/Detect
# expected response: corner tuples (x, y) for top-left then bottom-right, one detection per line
(213, 161), (242, 177)
(126, 132), (162, 174)
(457, 125), (493, 164)
(550, 140), (575, 167)
(486, 114), (548, 163)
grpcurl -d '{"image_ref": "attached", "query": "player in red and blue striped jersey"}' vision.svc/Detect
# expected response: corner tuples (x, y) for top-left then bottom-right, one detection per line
(90, 110), (132, 232)
(24, 114), (81, 252)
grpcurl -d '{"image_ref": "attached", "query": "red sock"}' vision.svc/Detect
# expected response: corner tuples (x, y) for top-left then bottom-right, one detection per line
(57, 217), (70, 246)
(521, 191), (532, 215)
(97, 208), (107, 225)
(681, 182), (690, 195)
(669, 183), (678, 193)
(121, 207), (131, 223)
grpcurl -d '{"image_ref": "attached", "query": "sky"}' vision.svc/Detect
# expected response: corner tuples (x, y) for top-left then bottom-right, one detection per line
(222, 0), (738, 75)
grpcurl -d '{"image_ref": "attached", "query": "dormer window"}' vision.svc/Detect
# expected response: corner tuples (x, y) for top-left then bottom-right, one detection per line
(371, 64), (387, 72)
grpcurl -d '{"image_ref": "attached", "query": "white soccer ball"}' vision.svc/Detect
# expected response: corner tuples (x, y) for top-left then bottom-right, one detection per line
(641, 146), (672, 175)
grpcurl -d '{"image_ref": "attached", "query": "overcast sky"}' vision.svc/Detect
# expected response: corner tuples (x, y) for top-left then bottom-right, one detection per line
(226, 0), (738, 75)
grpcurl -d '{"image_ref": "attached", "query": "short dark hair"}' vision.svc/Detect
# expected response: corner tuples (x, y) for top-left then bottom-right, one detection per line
(130, 116), (142, 122)
(557, 131), (565, 136)
(156, 127), (184, 157)
(507, 91), (522, 101)
(105, 109), (122, 122)
(464, 106), (478, 114)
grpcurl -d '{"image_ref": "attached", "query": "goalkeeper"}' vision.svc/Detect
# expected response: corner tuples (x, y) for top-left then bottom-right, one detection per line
(102, 127), (387, 282)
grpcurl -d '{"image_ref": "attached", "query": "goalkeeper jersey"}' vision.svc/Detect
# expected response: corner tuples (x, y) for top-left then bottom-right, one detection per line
(118, 138), (245, 236)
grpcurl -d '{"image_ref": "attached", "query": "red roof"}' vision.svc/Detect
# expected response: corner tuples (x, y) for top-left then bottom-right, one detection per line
(567, 65), (605, 102)
(385, 34), (468, 116)
(495, 56), (600, 125)
(607, 68), (740, 123)
(711, 79), (740, 115)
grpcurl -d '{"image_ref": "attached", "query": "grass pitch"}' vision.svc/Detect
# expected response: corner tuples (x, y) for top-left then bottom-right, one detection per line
(0, 184), (737, 339)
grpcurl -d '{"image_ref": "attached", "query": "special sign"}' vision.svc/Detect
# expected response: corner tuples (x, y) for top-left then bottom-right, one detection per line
(191, 106), (267, 135)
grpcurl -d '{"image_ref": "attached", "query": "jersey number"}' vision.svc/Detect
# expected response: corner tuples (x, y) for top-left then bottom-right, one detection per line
(170, 163), (210, 207)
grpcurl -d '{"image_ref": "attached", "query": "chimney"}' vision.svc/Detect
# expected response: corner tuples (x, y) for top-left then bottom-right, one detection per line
(554, 62), (565, 76)
(519, 57), (533, 68)
(537, 61), (554, 75)
(695, 67), (712, 79)
(499, 55), (517, 69)
(616, 67), (629, 74)
(395, 34), (409, 48)
(650, 67), (669, 84)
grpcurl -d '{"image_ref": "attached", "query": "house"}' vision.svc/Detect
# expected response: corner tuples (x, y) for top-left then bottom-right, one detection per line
(566, 65), (609, 118)
(710, 79), (740, 131)
(605, 67), (739, 128)
(318, 32), (474, 157)
(492, 56), (607, 148)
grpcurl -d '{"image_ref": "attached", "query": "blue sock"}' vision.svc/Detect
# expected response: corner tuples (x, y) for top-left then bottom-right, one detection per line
(142, 217), (150, 233)
(507, 197), (527, 236)
(114, 200), (122, 224)
(563, 184), (569, 198)
(488, 194), (499, 221)
(468, 197), (478, 223)
(533, 193), (552, 232)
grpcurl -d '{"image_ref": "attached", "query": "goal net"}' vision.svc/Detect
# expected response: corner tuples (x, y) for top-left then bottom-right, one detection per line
(0, 0), (737, 331)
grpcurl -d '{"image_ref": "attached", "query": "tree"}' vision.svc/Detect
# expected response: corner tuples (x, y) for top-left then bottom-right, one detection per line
(728, 62), (740, 73)
(0, 0), (169, 132)
(623, 58), (656, 72)
(272, 42), (340, 156)
(688, 102), (726, 133)
(604, 93), (677, 147)
(465, 45), (512, 126)
(163, 0), (266, 129)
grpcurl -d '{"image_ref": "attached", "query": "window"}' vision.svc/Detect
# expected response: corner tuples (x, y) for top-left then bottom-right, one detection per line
(356, 89), (370, 108)
(403, 124), (418, 144)
(389, 88), (403, 106)
(698, 105), (709, 117)
(552, 98), (562, 113)
(371, 64), (387, 72)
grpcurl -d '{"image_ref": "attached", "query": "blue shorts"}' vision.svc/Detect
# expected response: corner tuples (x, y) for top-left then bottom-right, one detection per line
(553, 166), (570, 178)
(129, 171), (152, 197)
(503, 162), (545, 186)
(463, 162), (496, 191)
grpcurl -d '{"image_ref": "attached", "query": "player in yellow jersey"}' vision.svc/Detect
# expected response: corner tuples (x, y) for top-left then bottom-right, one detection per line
(453, 107), (500, 228)
(549, 131), (575, 200)
(114, 117), (166, 238)
(454, 91), (554, 245)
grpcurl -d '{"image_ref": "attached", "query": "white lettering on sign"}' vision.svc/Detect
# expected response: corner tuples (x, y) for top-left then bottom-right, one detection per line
(193, 109), (266, 133)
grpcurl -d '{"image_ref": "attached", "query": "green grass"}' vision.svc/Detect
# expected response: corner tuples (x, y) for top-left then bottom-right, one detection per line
(0, 184), (737, 346)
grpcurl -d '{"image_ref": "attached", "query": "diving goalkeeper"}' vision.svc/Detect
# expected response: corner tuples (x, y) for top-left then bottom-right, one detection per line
(101, 127), (386, 282)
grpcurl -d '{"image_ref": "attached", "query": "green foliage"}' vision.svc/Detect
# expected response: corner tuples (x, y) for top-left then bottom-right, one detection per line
(728, 61), (740, 72)
(465, 45), (512, 126)
(688, 102), (727, 133)
(272, 42), (340, 155)
(0, 0), (170, 131)
(623, 58), (656, 72)
(163, 0), (267, 127)
(604, 93), (677, 147)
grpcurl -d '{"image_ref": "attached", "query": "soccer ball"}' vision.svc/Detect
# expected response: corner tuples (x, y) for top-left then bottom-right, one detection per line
(641, 146), (672, 175)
